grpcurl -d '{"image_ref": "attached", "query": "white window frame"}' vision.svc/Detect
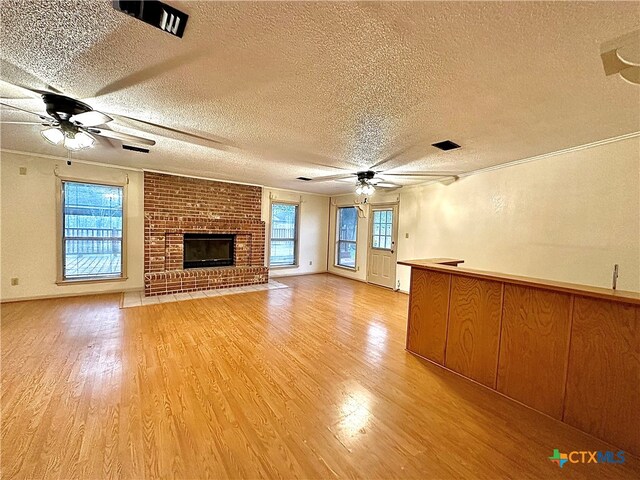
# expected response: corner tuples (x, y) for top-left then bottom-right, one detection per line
(56, 177), (128, 285)
(335, 206), (358, 270)
(269, 200), (300, 268)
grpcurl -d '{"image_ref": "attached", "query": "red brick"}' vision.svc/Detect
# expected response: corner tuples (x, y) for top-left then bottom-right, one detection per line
(144, 172), (268, 296)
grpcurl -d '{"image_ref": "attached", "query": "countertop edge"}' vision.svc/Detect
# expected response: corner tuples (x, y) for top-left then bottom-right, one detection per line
(398, 260), (640, 305)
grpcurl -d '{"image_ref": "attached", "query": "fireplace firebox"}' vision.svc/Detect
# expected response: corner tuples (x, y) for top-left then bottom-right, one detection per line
(183, 233), (235, 268)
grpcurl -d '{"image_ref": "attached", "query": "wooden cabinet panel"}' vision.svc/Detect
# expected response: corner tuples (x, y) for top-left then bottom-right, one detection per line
(563, 297), (640, 456)
(496, 285), (572, 419)
(445, 276), (503, 387)
(407, 269), (451, 364)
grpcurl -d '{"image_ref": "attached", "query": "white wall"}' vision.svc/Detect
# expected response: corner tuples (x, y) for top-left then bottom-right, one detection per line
(1, 151), (145, 301)
(330, 136), (640, 293)
(262, 187), (329, 277)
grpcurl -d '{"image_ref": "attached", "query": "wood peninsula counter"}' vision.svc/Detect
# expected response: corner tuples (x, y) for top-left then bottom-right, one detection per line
(399, 259), (640, 456)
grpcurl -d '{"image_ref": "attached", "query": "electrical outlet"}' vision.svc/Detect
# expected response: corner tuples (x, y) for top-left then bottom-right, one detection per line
(405, 232), (409, 238)
(397, 280), (401, 289)
(10, 277), (19, 286)
(19, 167), (27, 175)
(309, 261), (312, 265)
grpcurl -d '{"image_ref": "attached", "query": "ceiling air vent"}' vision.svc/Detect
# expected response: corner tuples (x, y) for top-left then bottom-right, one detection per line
(297, 177), (312, 181)
(112, 1), (188, 38)
(432, 140), (461, 151)
(123, 144), (150, 153)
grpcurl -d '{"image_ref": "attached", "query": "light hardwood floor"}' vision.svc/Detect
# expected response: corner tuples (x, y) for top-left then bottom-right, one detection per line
(2, 274), (638, 479)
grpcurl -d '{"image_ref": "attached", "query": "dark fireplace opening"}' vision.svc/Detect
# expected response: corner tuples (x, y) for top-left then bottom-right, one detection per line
(183, 233), (235, 268)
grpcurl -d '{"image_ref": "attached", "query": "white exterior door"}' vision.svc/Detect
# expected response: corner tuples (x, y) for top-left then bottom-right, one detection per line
(367, 205), (398, 289)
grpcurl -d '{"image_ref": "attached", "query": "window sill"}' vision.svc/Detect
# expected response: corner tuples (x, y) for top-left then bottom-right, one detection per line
(56, 276), (128, 286)
(270, 264), (299, 270)
(333, 264), (357, 272)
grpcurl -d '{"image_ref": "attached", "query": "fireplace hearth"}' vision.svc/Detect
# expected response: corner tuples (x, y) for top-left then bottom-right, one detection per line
(183, 233), (235, 269)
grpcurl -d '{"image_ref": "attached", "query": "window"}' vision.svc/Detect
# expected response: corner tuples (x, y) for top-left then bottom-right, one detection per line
(60, 181), (124, 281)
(270, 202), (299, 267)
(336, 206), (358, 269)
(372, 209), (393, 249)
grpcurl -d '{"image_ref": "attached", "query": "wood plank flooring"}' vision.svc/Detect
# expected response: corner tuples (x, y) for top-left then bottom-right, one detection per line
(2, 273), (639, 479)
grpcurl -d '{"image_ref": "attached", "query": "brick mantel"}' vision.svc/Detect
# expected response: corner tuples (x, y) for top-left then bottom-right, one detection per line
(143, 172), (268, 296)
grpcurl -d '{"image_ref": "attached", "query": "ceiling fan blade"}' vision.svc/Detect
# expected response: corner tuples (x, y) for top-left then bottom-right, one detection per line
(109, 113), (227, 147)
(70, 110), (113, 127)
(0, 60), (64, 98)
(94, 49), (208, 97)
(0, 101), (51, 120)
(375, 182), (402, 188)
(382, 171), (461, 177)
(0, 121), (52, 125)
(305, 173), (357, 183)
(368, 145), (416, 170)
(90, 128), (156, 146)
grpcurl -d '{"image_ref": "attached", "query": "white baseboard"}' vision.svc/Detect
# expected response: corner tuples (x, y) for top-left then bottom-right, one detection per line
(0, 287), (140, 304)
(269, 269), (328, 278)
(327, 271), (408, 294)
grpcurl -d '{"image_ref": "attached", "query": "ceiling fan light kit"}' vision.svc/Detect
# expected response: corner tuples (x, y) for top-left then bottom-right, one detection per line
(355, 181), (375, 196)
(65, 130), (96, 151)
(41, 126), (96, 151)
(40, 127), (64, 145)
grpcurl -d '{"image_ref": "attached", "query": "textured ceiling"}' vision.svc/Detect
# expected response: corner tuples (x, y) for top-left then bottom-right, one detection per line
(1, 1), (639, 194)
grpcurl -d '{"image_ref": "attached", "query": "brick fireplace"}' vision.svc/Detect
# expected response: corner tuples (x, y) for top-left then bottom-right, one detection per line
(144, 172), (268, 296)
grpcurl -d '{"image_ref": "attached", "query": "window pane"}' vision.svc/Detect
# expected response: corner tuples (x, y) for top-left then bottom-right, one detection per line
(338, 207), (357, 241)
(371, 208), (393, 250)
(337, 207), (357, 268)
(270, 203), (298, 266)
(64, 239), (122, 278)
(63, 182), (123, 279)
(338, 241), (356, 268)
(270, 240), (295, 266)
(271, 204), (297, 239)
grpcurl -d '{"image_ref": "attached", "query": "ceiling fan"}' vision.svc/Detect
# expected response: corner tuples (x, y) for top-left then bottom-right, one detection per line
(301, 140), (463, 195)
(0, 91), (156, 151)
(0, 79), (231, 152)
(302, 168), (461, 195)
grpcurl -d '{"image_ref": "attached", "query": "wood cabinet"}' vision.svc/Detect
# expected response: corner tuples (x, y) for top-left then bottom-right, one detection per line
(496, 285), (572, 419)
(399, 259), (640, 456)
(406, 269), (451, 364)
(563, 297), (640, 455)
(445, 276), (502, 387)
